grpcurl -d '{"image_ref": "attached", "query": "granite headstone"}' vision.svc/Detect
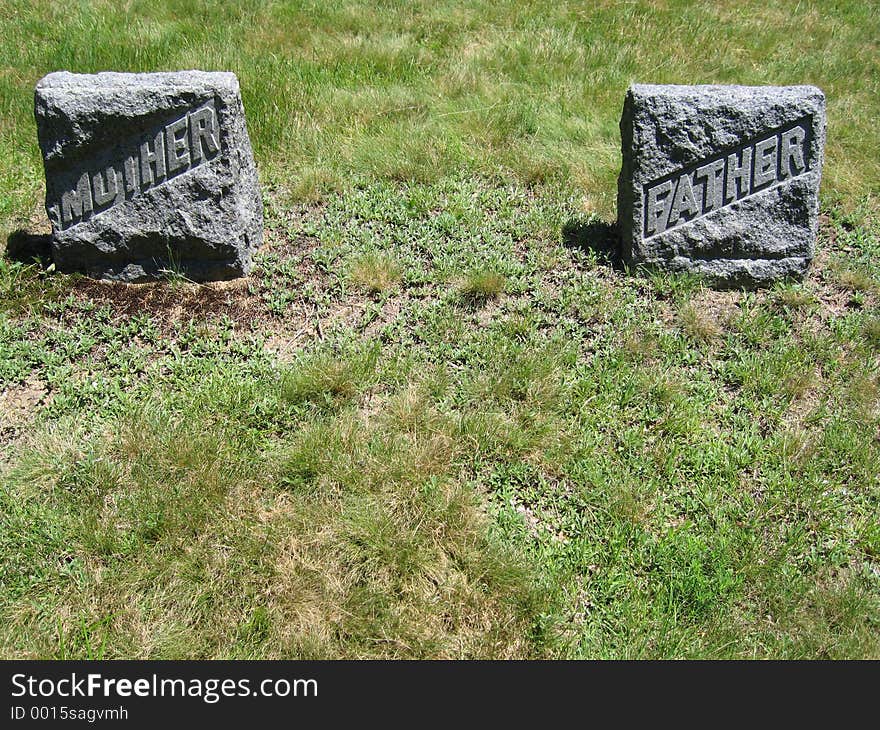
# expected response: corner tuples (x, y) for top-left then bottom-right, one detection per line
(34, 70), (263, 282)
(617, 84), (826, 287)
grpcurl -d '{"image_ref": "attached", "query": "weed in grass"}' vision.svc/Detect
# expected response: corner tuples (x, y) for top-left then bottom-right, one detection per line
(778, 428), (819, 468)
(652, 528), (741, 621)
(348, 252), (403, 295)
(775, 285), (815, 309)
(860, 522), (880, 559)
(458, 269), (506, 304)
(783, 370), (818, 400)
(863, 318), (880, 348)
(846, 374), (879, 423)
(0, 258), (65, 315)
(678, 302), (723, 343)
(835, 268), (875, 293)
(289, 167), (344, 204)
(466, 339), (570, 411)
(622, 332), (659, 362)
(56, 615), (111, 661)
(237, 606), (271, 648)
(775, 574), (880, 659)
(382, 384), (444, 435)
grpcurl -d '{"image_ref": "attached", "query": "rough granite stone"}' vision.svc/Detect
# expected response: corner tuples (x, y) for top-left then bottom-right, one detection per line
(34, 71), (263, 282)
(617, 84), (825, 287)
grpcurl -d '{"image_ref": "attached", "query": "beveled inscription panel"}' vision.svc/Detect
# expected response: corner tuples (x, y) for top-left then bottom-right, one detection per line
(49, 100), (221, 230)
(642, 116), (813, 238)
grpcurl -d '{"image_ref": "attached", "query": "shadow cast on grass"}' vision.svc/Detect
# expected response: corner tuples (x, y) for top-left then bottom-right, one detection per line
(5, 229), (53, 268)
(3, 228), (270, 328)
(561, 218), (623, 270)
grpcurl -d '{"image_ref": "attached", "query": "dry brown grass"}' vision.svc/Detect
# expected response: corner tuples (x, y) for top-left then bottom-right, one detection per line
(678, 302), (723, 343)
(0, 375), (545, 659)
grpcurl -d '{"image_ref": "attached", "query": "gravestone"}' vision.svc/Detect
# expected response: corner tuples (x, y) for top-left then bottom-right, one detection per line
(34, 71), (263, 282)
(617, 84), (825, 287)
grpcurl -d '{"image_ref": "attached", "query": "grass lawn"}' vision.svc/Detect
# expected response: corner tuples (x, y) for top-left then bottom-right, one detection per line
(0, 0), (878, 658)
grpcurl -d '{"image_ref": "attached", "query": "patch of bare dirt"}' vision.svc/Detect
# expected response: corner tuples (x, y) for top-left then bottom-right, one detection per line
(816, 215), (877, 299)
(808, 219), (852, 320)
(70, 276), (260, 325)
(656, 286), (743, 337)
(0, 377), (48, 424)
(263, 333), (310, 362)
(0, 377), (49, 457)
(63, 227), (328, 341)
(689, 287), (742, 326)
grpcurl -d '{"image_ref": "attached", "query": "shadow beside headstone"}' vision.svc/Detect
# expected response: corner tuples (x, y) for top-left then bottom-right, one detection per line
(5, 229), (53, 267)
(561, 218), (622, 269)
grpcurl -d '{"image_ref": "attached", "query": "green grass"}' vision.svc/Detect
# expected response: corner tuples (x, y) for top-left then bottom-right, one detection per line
(1, 0), (879, 225)
(1, 1), (879, 658)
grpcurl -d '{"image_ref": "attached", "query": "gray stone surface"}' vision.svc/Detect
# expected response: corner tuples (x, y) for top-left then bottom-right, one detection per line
(617, 84), (825, 287)
(34, 71), (263, 282)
